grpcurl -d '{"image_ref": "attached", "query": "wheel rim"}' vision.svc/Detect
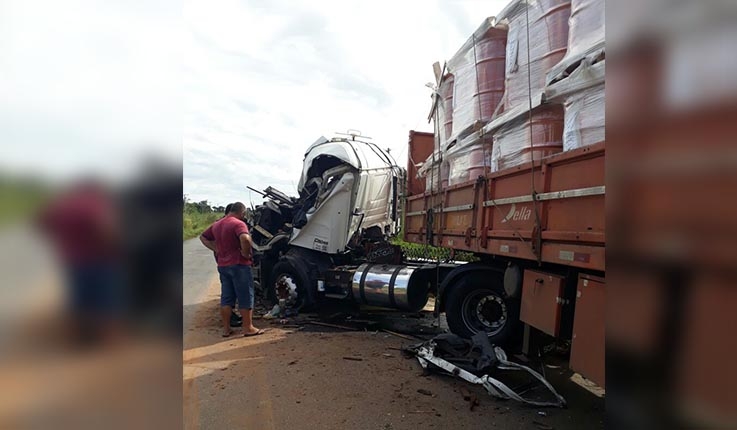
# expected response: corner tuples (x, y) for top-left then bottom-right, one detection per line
(274, 273), (302, 309)
(460, 289), (508, 336)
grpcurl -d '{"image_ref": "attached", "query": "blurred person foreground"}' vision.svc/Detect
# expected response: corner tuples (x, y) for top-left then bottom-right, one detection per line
(0, 162), (183, 430)
(607, 0), (737, 429)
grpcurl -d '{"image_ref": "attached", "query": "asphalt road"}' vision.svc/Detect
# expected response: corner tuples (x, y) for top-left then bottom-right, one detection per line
(183, 237), (217, 330)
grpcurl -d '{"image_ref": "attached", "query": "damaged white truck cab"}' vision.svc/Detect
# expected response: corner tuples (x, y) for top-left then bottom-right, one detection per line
(249, 134), (433, 314)
(289, 135), (401, 254)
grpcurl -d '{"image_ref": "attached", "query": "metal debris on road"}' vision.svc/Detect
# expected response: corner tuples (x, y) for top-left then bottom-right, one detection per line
(262, 304), (281, 319)
(305, 321), (358, 331)
(404, 333), (566, 408)
(381, 329), (419, 341)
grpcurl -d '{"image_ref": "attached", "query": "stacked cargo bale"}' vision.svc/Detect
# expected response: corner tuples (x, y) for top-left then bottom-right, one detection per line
(544, 0), (605, 151)
(421, 18), (507, 189)
(416, 149), (447, 191)
(446, 20), (508, 147)
(546, 0), (604, 86)
(421, 0), (604, 187)
(491, 105), (565, 171)
(500, 0), (571, 112)
(443, 19), (508, 186)
(562, 80), (604, 151)
(486, 0), (572, 171)
(445, 134), (494, 186)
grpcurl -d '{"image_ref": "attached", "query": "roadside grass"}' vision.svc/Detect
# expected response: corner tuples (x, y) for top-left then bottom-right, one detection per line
(183, 211), (223, 240)
(0, 179), (50, 228)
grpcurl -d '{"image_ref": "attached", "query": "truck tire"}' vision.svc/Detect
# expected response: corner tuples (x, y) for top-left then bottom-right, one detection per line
(445, 275), (519, 345)
(271, 260), (313, 311)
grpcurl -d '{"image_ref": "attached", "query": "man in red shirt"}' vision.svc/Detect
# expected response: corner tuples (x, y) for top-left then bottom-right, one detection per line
(36, 180), (125, 344)
(200, 202), (263, 337)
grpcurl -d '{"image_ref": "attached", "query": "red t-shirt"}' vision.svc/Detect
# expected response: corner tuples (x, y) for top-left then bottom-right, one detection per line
(201, 216), (252, 267)
(38, 186), (119, 267)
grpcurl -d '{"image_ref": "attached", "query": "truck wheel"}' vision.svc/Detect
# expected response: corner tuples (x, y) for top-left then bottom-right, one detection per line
(445, 275), (518, 345)
(271, 260), (312, 311)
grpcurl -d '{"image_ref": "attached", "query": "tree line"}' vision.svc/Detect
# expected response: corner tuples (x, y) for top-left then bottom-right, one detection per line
(183, 195), (225, 214)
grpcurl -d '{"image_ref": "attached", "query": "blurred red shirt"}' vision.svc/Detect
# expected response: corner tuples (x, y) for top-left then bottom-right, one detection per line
(201, 215), (252, 267)
(38, 185), (119, 267)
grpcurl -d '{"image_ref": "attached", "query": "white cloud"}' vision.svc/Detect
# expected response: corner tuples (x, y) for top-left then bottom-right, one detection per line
(183, 0), (509, 206)
(0, 0), (509, 198)
(0, 0), (183, 182)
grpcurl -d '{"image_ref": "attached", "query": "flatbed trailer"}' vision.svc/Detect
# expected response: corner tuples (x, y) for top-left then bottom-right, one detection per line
(404, 135), (605, 387)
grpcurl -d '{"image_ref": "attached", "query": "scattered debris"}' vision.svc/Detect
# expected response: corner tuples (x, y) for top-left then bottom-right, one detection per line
(404, 333), (566, 408)
(417, 389), (433, 396)
(263, 304), (281, 319)
(459, 387), (472, 401)
(382, 353), (394, 358)
(532, 421), (554, 430)
(469, 397), (480, 411)
(459, 387), (479, 410)
(306, 321), (358, 331)
(407, 410), (433, 414)
(537, 411), (548, 417)
(288, 360), (298, 365)
(382, 329), (419, 341)
(343, 356), (363, 361)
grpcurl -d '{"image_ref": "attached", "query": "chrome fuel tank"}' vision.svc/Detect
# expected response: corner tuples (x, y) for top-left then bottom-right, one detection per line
(351, 263), (429, 312)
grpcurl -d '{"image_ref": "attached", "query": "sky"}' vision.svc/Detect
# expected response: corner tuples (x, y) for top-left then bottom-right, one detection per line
(184, 0), (509, 206)
(0, 0), (183, 184)
(0, 0), (509, 204)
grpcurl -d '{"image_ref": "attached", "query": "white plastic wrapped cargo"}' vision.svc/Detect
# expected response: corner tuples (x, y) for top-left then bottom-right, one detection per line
(447, 149), (472, 186)
(563, 83), (604, 151)
(417, 150), (447, 192)
(440, 74), (455, 143)
(546, 0), (605, 85)
(445, 134), (493, 186)
(498, 0), (571, 112)
(449, 56), (479, 146)
(544, 57), (604, 101)
(291, 137), (400, 254)
(491, 104), (564, 171)
(444, 18), (507, 147)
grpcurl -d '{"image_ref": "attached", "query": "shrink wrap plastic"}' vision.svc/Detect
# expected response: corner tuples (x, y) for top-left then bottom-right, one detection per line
(499, 0), (571, 112)
(546, 0), (604, 84)
(417, 151), (448, 192)
(491, 104), (564, 171)
(563, 83), (604, 151)
(445, 134), (494, 186)
(446, 22), (508, 147)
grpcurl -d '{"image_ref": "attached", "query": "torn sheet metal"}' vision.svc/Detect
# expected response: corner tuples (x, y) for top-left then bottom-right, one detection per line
(406, 333), (566, 408)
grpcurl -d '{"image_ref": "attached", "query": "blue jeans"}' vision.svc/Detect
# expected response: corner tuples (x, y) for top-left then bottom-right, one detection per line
(67, 263), (124, 317)
(217, 265), (254, 310)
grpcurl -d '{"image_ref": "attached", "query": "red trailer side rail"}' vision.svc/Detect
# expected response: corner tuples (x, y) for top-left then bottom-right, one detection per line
(405, 141), (605, 273)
